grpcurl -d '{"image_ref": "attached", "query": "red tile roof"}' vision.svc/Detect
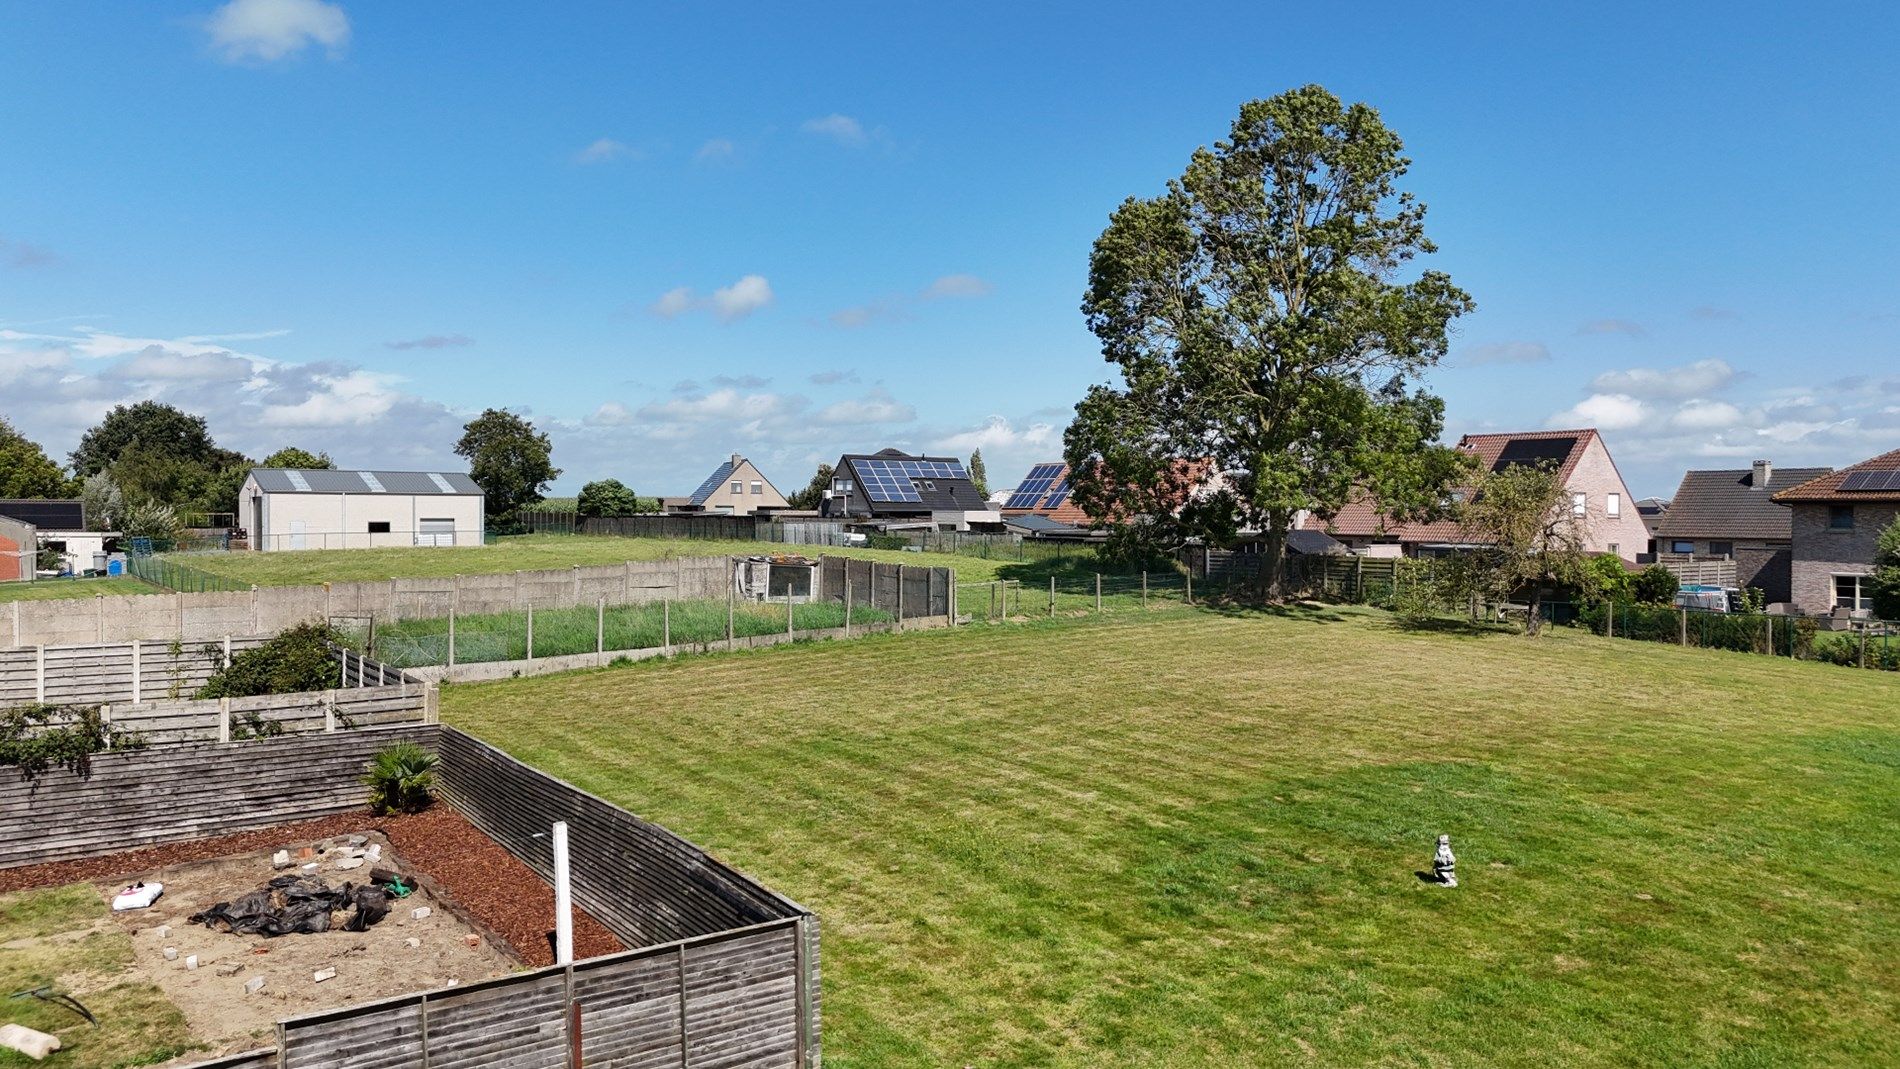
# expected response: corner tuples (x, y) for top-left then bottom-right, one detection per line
(1770, 447), (1900, 502)
(1298, 429), (1602, 542)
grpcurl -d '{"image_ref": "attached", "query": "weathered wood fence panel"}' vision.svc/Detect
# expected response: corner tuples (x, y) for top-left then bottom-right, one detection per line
(583, 515), (766, 541)
(0, 724), (440, 869)
(0, 637), (267, 705)
(819, 557), (951, 620)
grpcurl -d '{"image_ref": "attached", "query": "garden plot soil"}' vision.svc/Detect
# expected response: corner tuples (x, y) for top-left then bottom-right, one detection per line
(103, 833), (517, 1057)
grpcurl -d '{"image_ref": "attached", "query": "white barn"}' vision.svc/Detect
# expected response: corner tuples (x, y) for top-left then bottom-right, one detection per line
(240, 469), (485, 551)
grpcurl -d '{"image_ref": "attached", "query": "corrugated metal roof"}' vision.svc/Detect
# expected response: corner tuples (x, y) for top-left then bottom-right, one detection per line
(249, 469), (481, 495)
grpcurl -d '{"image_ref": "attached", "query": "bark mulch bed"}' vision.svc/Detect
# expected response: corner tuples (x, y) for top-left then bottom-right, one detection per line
(1, 804), (623, 968)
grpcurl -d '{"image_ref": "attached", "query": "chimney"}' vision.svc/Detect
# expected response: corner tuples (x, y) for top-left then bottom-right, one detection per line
(731, 452), (743, 469)
(1752, 459), (1772, 489)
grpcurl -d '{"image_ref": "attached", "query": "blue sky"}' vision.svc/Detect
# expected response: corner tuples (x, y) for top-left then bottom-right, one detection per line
(3, 1), (1896, 499)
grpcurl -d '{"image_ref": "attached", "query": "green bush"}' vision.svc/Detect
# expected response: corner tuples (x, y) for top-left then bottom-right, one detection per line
(0, 704), (135, 778)
(364, 742), (438, 814)
(196, 621), (343, 699)
(1391, 579), (1444, 628)
(1632, 564), (1679, 605)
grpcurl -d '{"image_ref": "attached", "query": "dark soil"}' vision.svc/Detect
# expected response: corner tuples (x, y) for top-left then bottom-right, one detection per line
(2, 805), (623, 967)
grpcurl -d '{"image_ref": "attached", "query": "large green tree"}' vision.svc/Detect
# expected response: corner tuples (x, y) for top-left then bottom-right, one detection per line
(1066, 86), (1473, 595)
(454, 408), (560, 521)
(577, 478), (640, 518)
(260, 447), (334, 469)
(784, 463), (835, 510)
(70, 401), (227, 475)
(0, 417), (72, 497)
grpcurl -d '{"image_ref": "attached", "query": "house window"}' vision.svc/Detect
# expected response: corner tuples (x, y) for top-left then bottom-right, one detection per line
(1608, 543), (1619, 556)
(367, 521), (391, 534)
(1572, 493), (1587, 517)
(1606, 493), (1621, 518)
(1670, 540), (1695, 555)
(1708, 540), (1733, 558)
(751, 481), (763, 495)
(731, 481), (743, 495)
(1829, 505), (1855, 530)
(834, 479), (854, 492)
(1834, 574), (1871, 612)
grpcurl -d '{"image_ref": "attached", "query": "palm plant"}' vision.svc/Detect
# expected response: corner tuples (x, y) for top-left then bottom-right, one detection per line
(363, 742), (439, 814)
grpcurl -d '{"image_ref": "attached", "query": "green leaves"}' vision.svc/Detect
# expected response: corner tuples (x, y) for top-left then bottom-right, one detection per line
(364, 742), (439, 815)
(1070, 86), (1471, 592)
(455, 408), (561, 522)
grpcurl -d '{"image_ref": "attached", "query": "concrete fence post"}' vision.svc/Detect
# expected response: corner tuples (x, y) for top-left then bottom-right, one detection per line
(218, 698), (231, 743)
(131, 640), (142, 704)
(249, 586), (259, 633)
(448, 606), (457, 669)
(596, 596), (606, 661)
(896, 566), (905, 630)
(9, 601), (18, 647)
(663, 598), (671, 652)
(424, 681), (441, 724)
(573, 565), (581, 603)
(527, 604), (535, 662)
(223, 635), (232, 669)
(35, 645), (44, 702)
(727, 557), (736, 649)
(96, 594), (105, 642)
(100, 703), (113, 741)
(1049, 576), (1056, 617)
(787, 592), (795, 637)
(175, 592), (185, 641)
(323, 691), (336, 732)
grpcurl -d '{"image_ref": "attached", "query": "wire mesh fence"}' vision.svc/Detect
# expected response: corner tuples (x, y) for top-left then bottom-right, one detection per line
(125, 551), (250, 593)
(341, 595), (900, 669)
(1558, 601), (1899, 670)
(955, 570), (1215, 621)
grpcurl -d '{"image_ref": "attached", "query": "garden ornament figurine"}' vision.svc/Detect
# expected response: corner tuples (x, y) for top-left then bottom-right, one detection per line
(1433, 834), (1457, 887)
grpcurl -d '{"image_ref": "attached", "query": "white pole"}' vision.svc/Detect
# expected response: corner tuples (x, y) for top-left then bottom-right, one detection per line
(552, 820), (574, 965)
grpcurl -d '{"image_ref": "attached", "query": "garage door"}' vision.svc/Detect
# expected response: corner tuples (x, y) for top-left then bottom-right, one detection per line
(415, 518), (456, 547)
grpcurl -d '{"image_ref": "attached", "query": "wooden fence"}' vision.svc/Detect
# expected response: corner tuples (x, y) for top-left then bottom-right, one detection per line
(821, 557), (952, 619)
(104, 681), (433, 746)
(582, 514), (767, 541)
(0, 637), (267, 705)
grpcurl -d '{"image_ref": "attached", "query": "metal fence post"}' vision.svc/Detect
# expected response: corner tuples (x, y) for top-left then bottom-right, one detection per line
(787, 592), (795, 637)
(727, 557), (736, 648)
(1679, 607), (1687, 647)
(1049, 575), (1055, 617)
(1142, 571), (1149, 609)
(663, 598), (671, 651)
(844, 576), (853, 637)
(1096, 574), (1102, 613)
(896, 566), (905, 629)
(447, 605), (457, 669)
(1186, 570), (1193, 606)
(527, 604), (535, 662)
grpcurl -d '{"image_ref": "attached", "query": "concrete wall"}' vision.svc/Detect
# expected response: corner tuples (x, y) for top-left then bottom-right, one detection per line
(1789, 502), (1899, 613)
(4, 555), (740, 647)
(1565, 436), (1653, 561)
(245, 477), (485, 552)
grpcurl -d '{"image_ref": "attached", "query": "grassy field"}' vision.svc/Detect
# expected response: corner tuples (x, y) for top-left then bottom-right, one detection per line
(0, 576), (160, 603)
(164, 533), (1117, 588)
(442, 606), (1900, 1067)
(0, 883), (197, 1067)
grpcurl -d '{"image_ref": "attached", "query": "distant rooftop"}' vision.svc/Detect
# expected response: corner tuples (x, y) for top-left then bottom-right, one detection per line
(248, 469), (482, 495)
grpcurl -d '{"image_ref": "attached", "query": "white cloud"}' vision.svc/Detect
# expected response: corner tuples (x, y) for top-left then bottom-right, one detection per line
(574, 138), (636, 165)
(1548, 393), (1649, 431)
(828, 299), (901, 329)
(921, 274), (992, 300)
(1669, 399), (1744, 431)
(694, 138), (737, 163)
(586, 402), (632, 427)
(933, 415), (1056, 454)
(710, 374), (770, 389)
(260, 367), (400, 426)
(650, 287), (696, 319)
(386, 333), (473, 350)
(1590, 358), (1736, 399)
(636, 388), (803, 425)
(800, 114), (867, 146)
(817, 387), (914, 425)
(809, 369), (858, 386)
(1577, 318), (1645, 337)
(206, 0), (350, 63)
(1462, 340), (1550, 366)
(710, 275), (773, 321)
(114, 345), (260, 381)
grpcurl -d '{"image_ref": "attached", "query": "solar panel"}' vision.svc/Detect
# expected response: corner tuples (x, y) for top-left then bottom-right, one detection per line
(689, 462), (737, 505)
(856, 459), (923, 502)
(286, 471), (312, 491)
(1005, 463), (1064, 508)
(359, 471), (386, 493)
(1491, 437), (1576, 473)
(1840, 471), (1877, 491)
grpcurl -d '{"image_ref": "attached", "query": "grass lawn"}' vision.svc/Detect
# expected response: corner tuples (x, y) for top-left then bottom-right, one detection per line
(0, 883), (197, 1067)
(0, 576), (160, 603)
(164, 533), (1113, 589)
(442, 606), (1900, 1067)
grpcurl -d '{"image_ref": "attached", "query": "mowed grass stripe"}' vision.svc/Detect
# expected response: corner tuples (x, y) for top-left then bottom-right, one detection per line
(443, 606), (1900, 1067)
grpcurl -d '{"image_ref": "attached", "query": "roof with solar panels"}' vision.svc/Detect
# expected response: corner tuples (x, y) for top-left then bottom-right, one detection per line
(246, 468), (483, 495)
(1000, 461), (1091, 525)
(822, 449), (990, 517)
(1771, 447), (1900, 503)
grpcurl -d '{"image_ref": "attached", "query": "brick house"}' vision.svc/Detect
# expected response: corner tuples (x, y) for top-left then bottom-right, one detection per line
(1299, 429), (1650, 561)
(1651, 459), (1830, 603)
(1771, 447), (1900, 615)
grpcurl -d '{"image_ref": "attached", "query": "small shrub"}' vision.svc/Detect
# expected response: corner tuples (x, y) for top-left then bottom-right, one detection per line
(197, 622), (343, 699)
(1391, 579), (1445, 628)
(1792, 617), (1817, 659)
(364, 742), (438, 814)
(0, 704), (128, 779)
(1632, 565), (1679, 605)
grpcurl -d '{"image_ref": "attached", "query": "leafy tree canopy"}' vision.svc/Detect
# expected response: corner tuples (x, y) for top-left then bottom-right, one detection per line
(785, 463), (835, 511)
(1871, 515), (1900, 620)
(1632, 564), (1680, 606)
(70, 401), (232, 475)
(577, 478), (641, 517)
(0, 416), (72, 497)
(454, 408), (560, 520)
(1064, 85), (1473, 598)
(260, 447), (334, 469)
(1440, 462), (1599, 633)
